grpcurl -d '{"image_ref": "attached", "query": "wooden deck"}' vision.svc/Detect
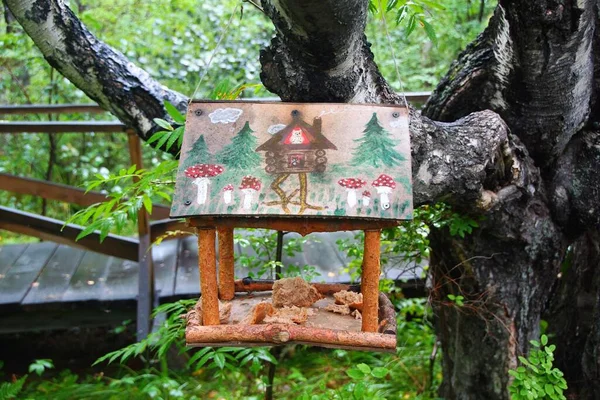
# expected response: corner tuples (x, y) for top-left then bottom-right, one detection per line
(0, 232), (424, 333)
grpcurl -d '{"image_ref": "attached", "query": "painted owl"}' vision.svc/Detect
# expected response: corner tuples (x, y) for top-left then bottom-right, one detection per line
(290, 129), (305, 144)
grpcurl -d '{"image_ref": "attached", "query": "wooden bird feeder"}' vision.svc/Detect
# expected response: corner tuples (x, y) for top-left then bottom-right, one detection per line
(171, 101), (412, 352)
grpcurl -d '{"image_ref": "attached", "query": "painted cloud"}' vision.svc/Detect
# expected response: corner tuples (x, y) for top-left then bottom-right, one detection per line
(267, 124), (286, 134)
(390, 118), (404, 128)
(209, 108), (243, 124)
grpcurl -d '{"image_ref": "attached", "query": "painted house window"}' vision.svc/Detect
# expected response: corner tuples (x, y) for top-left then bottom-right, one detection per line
(284, 127), (308, 144)
(288, 153), (305, 168)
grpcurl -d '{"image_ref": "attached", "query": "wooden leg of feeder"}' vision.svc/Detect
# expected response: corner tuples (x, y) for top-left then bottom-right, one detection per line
(362, 229), (381, 332)
(198, 228), (219, 326)
(217, 227), (235, 301)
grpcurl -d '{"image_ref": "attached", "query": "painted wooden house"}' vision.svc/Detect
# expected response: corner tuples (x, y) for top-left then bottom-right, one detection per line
(256, 114), (337, 174)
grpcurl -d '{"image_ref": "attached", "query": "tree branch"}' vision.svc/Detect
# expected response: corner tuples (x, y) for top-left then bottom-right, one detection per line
(259, 0), (399, 103)
(424, 3), (597, 169)
(5, 0), (187, 144)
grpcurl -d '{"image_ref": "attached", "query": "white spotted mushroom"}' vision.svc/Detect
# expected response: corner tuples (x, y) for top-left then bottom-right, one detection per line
(184, 164), (224, 205)
(239, 176), (261, 210)
(372, 174), (396, 210)
(362, 190), (371, 207)
(338, 178), (367, 208)
(222, 184), (234, 204)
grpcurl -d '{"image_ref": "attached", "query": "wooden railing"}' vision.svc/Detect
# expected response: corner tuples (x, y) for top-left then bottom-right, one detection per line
(0, 105), (190, 339)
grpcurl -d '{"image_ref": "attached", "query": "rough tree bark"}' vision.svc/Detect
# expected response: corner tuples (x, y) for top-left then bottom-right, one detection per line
(6, 0), (600, 398)
(423, 1), (600, 398)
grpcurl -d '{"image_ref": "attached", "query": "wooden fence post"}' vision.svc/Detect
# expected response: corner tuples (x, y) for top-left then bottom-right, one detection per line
(127, 130), (155, 341)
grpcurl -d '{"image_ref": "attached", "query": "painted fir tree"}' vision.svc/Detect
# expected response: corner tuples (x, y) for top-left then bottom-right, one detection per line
(183, 135), (213, 168)
(351, 113), (405, 168)
(216, 121), (261, 170)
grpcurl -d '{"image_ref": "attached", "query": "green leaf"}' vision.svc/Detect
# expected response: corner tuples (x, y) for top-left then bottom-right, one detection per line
(166, 126), (184, 151)
(541, 335), (548, 346)
(346, 368), (365, 380)
(164, 100), (186, 124)
(213, 353), (226, 369)
(142, 196), (152, 214)
(371, 367), (388, 378)
(155, 131), (172, 150)
(356, 363), (371, 374)
(153, 118), (174, 131)
(545, 384), (555, 396)
(405, 14), (417, 36)
(354, 381), (367, 399)
(147, 130), (167, 145)
(421, 19), (438, 46)
(386, 0), (398, 12)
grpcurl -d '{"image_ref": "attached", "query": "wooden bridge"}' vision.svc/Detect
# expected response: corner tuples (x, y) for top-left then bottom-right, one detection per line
(0, 97), (428, 339)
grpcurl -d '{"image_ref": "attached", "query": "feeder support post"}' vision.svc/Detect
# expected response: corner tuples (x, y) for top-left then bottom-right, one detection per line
(198, 227), (220, 325)
(218, 226), (235, 301)
(362, 229), (381, 332)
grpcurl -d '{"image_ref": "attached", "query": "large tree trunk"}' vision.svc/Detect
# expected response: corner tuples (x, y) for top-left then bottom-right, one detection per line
(8, 0), (600, 398)
(424, 1), (600, 398)
(545, 232), (600, 399)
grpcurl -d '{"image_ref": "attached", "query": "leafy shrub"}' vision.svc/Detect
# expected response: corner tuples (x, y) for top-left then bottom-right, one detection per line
(509, 335), (568, 400)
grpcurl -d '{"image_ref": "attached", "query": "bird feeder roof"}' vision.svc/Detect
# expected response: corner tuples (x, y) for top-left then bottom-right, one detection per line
(256, 115), (337, 152)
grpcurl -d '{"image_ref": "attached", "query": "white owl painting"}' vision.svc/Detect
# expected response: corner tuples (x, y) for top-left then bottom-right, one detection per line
(289, 128), (305, 144)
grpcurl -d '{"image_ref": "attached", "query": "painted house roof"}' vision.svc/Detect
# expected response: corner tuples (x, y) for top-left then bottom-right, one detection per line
(256, 116), (337, 152)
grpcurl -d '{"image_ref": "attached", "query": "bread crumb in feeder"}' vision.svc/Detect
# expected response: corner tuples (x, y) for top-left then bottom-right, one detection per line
(325, 303), (351, 315)
(272, 277), (322, 308)
(334, 290), (363, 306)
(241, 301), (274, 325)
(264, 306), (314, 325)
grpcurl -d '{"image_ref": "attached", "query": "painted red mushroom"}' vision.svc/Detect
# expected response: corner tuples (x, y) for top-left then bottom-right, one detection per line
(184, 164), (224, 205)
(222, 184), (234, 205)
(338, 178), (367, 208)
(372, 174), (396, 210)
(239, 176), (261, 210)
(362, 190), (372, 207)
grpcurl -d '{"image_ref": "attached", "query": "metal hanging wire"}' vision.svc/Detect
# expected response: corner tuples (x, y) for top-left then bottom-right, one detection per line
(188, 1), (242, 103)
(377, 0), (409, 108)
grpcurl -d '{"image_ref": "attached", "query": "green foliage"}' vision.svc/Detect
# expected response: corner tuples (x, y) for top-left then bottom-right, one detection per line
(337, 202), (478, 283)
(234, 230), (321, 281)
(509, 335), (568, 400)
(0, 376), (26, 400)
(147, 101), (186, 153)
(351, 113), (405, 168)
(64, 160), (178, 240)
(28, 359), (54, 376)
(94, 299), (196, 366)
(446, 294), (464, 307)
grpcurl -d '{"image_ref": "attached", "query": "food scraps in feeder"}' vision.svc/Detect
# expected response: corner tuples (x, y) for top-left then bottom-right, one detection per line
(240, 301), (274, 325)
(272, 277), (322, 308)
(265, 306), (315, 325)
(241, 302), (315, 325)
(325, 303), (352, 315)
(334, 290), (363, 312)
